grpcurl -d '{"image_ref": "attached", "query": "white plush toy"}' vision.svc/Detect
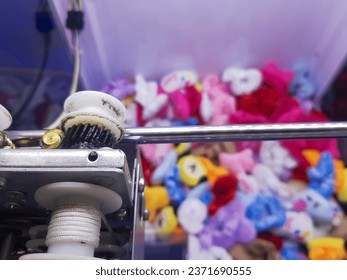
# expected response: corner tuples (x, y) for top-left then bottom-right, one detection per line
(222, 67), (262, 96)
(160, 70), (198, 93)
(134, 74), (168, 120)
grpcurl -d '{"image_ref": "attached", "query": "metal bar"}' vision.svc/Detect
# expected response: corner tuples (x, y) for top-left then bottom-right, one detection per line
(6, 122), (347, 144)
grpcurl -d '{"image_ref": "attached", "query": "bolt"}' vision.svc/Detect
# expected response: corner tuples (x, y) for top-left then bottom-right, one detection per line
(115, 209), (128, 220)
(0, 177), (7, 189)
(41, 129), (64, 149)
(138, 178), (145, 193)
(143, 209), (150, 221)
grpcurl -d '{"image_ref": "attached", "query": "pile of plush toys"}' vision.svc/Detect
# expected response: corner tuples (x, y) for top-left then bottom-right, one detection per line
(102, 62), (347, 260)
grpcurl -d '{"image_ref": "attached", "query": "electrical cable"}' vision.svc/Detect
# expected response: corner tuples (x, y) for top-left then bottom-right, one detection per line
(12, 0), (53, 124)
(45, 0), (83, 129)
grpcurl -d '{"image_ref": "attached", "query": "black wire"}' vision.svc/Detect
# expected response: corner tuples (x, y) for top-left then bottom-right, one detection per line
(12, 33), (51, 124)
(12, 1), (52, 125)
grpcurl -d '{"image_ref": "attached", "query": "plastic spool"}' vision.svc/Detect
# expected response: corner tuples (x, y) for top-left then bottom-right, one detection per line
(61, 91), (127, 142)
(20, 182), (122, 260)
(0, 104), (12, 131)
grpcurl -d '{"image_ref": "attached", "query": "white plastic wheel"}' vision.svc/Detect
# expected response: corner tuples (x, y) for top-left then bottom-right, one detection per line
(0, 104), (12, 130)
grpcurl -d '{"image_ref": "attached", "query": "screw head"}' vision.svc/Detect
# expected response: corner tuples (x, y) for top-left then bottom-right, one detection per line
(115, 209), (128, 220)
(41, 129), (64, 149)
(143, 209), (150, 221)
(138, 178), (145, 193)
(0, 177), (7, 189)
(3, 202), (21, 210)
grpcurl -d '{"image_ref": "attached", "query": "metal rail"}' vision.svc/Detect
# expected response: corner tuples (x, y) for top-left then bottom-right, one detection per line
(6, 122), (347, 145)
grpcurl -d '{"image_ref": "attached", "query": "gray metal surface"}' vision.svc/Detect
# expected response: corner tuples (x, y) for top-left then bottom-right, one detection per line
(130, 150), (145, 260)
(0, 148), (133, 215)
(6, 122), (347, 145)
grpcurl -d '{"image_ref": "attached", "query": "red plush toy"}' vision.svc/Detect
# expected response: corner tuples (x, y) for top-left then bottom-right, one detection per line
(208, 174), (238, 216)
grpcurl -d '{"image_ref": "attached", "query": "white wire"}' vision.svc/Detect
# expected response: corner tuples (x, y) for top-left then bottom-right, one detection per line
(45, 30), (81, 129)
(45, 204), (101, 248)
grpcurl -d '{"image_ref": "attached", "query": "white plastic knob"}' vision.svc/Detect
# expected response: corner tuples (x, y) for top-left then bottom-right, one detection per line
(0, 104), (12, 130)
(61, 91), (126, 141)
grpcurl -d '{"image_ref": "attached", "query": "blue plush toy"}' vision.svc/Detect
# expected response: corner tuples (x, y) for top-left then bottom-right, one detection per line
(151, 149), (178, 184)
(289, 65), (315, 100)
(307, 152), (335, 199)
(187, 180), (213, 205)
(245, 194), (287, 232)
(165, 165), (186, 207)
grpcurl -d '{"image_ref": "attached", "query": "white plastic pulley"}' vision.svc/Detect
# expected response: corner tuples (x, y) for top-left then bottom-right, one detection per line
(20, 182), (123, 260)
(0, 104), (12, 130)
(61, 91), (127, 141)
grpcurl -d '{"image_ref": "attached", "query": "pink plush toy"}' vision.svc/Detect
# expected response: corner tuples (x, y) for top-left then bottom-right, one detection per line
(262, 62), (294, 94)
(168, 90), (191, 121)
(140, 143), (174, 167)
(202, 74), (236, 125)
(277, 107), (340, 167)
(229, 111), (268, 153)
(219, 148), (255, 175)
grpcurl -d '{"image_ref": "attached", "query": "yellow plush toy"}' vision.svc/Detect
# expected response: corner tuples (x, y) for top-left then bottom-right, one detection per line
(144, 186), (170, 222)
(154, 206), (178, 239)
(308, 237), (347, 260)
(198, 156), (229, 185)
(177, 155), (207, 187)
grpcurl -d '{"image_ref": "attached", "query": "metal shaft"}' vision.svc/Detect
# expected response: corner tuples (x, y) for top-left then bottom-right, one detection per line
(6, 122), (347, 144)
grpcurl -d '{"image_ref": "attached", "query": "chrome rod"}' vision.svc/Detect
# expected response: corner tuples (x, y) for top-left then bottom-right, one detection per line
(6, 122), (347, 144)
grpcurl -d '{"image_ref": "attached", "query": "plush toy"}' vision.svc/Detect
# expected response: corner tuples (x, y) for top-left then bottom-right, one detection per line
(281, 241), (308, 260)
(238, 173), (261, 193)
(177, 198), (207, 234)
(140, 143), (174, 167)
(272, 211), (314, 243)
(177, 155), (207, 187)
(202, 74), (236, 125)
(228, 111), (267, 153)
(208, 174), (238, 216)
(219, 148), (255, 175)
(307, 152), (335, 199)
(259, 141), (297, 177)
(144, 186), (170, 222)
(187, 234), (232, 260)
(289, 65), (315, 100)
(293, 189), (333, 224)
(134, 74), (168, 121)
(200, 198), (256, 249)
(168, 90), (191, 121)
(161, 70), (198, 93)
(338, 169), (347, 202)
(308, 237), (347, 260)
(222, 67), (262, 96)
(165, 165), (186, 206)
(153, 206), (178, 239)
(198, 156), (230, 185)
(229, 238), (281, 260)
(252, 163), (292, 207)
(186, 181), (213, 205)
(246, 194), (287, 232)
(302, 149), (345, 194)
(261, 62), (294, 94)
(102, 77), (135, 100)
(151, 150), (178, 184)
